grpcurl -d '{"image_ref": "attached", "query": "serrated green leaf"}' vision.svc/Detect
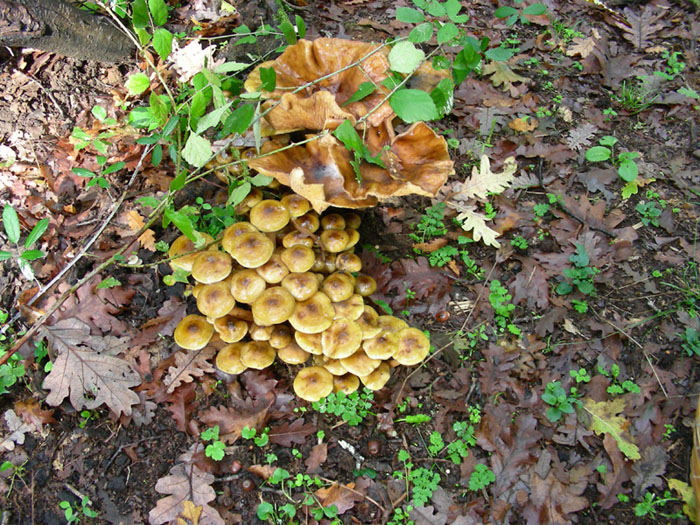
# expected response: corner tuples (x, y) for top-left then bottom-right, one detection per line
(152, 144), (163, 167)
(279, 20), (297, 45)
(333, 119), (364, 152)
(126, 73), (150, 96)
(148, 0), (168, 25)
(390, 89), (439, 123)
(522, 3), (547, 15)
(164, 208), (196, 242)
(430, 77), (454, 117)
(152, 27), (173, 60)
(396, 6), (425, 23)
(249, 174), (274, 186)
(437, 22), (459, 45)
(170, 170), (187, 192)
(149, 92), (168, 127)
(163, 115), (179, 137)
(91, 106), (107, 121)
(408, 22), (433, 43)
(214, 61), (250, 74)
(2, 205), (20, 244)
(585, 146), (611, 162)
(343, 82), (377, 106)
(222, 103), (255, 135)
(260, 67), (276, 92)
(388, 41), (425, 74)
(97, 276), (122, 289)
(131, 0), (149, 29)
(196, 101), (234, 134)
(25, 218), (48, 249)
(182, 133), (212, 168)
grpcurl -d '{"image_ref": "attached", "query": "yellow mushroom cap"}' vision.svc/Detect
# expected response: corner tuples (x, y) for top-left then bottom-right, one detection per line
(321, 213), (346, 231)
(332, 294), (365, 321)
(280, 245), (316, 273)
(235, 187), (263, 214)
(354, 274), (377, 297)
(295, 331), (324, 355)
(320, 229), (349, 253)
(357, 305), (381, 339)
(277, 341), (311, 365)
(341, 349), (380, 377)
(363, 330), (398, 360)
(229, 269), (267, 304)
(290, 291), (335, 334)
(378, 315), (408, 333)
(282, 230), (314, 248)
(216, 343), (248, 375)
(281, 194), (311, 218)
(269, 324), (293, 349)
(222, 222), (257, 256)
(281, 272), (320, 302)
(319, 357), (347, 376)
(322, 272), (355, 303)
(196, 281), (236, 318)
(360, 362), (391, 391)
(345, 228), (360, 250)
(343, 212), (362, 230)
(249, 323), (274, 341)
(229, 231), (275, 269)
(333, 373), (360, 394)
(213, 315), (248, 343)
(240, 341), (276, 369)
(256, 253), (290, 284)
(293, 366), (334, 402)
(174, 314), (215, 350)
(249, 199), (290, 233)
(393, 327), (430, 366)
(296, 211), (320, 233)
(335, 252), (362, 273)
(252, 286), (296, 326)
(191, 251), (233, 284)
(169, 233), (215, 272)
(322, 318), (363, 360)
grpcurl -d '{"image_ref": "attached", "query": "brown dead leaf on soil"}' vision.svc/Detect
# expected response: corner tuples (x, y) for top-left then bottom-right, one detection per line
(305, 443), (328, 473)
(314, 480), (365, 515)
(268, 418), (316, 447)
(164, 348), (216, 394)
(199, 393), (274, 444)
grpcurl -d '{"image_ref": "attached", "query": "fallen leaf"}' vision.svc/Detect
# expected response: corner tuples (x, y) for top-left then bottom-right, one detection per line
(164, 349), (216, 394)
(482, 62), (529, 89)
(614, 7), (666, 50)
(413, 238), (448, 253)
(40, 319), (141, 417)
(0, 410), (30, 451)
(14, 398), (55, 430)
(177, 500), (202, 525)
(566, 123), (598, 151)
(668, 478), (698, 524)
(510, 258), (550, 310)
(149, 446), (224, 525)
(199, 393), (274, 444)
(248, 464), (276, 480)
(268, 418), (316, 447)
(305, 443), (328, 474)
(451, 155), (517, 201)
(508, 117), (538, 132)
(450, 204), (501, 248)
(522, 467), (589, 524)
(314, 481), (364, 515)
(138, 228), (157, 250)
(583, 398), (640, 460)
(631, 445), (668, 498)
(409, 505), (448, 525)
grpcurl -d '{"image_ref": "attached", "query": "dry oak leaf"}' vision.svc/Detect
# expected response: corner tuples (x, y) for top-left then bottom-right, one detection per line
(0, 409), (30, 451)
(482, 61), (529, 89)
(583, 398), (641, 460)
(522, 468), (589, 524)
(268, 418), (316, 447)
(314, 481), (365, 515)
(177, 500), (203, 525)
(199, 393), (274, 444)
(164, 348), (216, 394)
(566, 31), (600, 58)
(631, 445), (668, 498)
(508, 117), (538, 132)
(451, 155), (517, 201)
(40, 318), (140, 417)
(149, 451), (224, 525)
(668, 478), (698, 524)
(449, 204), (501, 248)
(614, 7), (666, 50)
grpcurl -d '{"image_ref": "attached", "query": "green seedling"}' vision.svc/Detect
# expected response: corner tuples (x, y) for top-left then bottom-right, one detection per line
(1, 204), (49, 280)
(556, 243), (599, 296)
(635, 200), (663, 227)
(1, 459), (27, 496)
(634, 491), (679, 519)
(312, 389), (373, 426)
(654, 50), (686, 81)
(241, 425), (270, 447)
(410, 202), (448, 242)
(201, 426), (226, 461)
(682, 327), (700, 357)
(468, 463), (495, 491)
(494, 1), (547, 27)
(542, 380), (579, 423)
(394, 449), (441, 506)
(570, 368), (591, 384)
(489, 280), (520, 335)
(59, 496), (99, 523)
(510, 235), (528, 250)
(585, 135), (640, 185)
(597, 364), (640, 396)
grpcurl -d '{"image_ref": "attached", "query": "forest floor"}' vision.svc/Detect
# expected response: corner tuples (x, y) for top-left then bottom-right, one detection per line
(1, 0), (700, 524)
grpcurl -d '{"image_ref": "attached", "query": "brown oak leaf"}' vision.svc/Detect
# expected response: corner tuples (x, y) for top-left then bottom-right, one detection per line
(314, 481), (365, 515)
(199, 393), (274, 444)
(268, 418), (316, 447)
(164, 348), (216, 394)
(305, 443), (328, 474)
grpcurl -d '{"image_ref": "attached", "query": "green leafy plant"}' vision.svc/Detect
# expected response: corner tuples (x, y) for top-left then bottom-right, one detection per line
(78, 409), (98, 429)
(489, 280), (520, 335)
(510, 235), (528, 250)
(468, 463), (495, 491)
(569, 368), (591, 384)
(312, 389), (374, 426)
(428, 244), (459, 267)
(556, 243), (599, 296)
(635, 200), (663, 227)
(396, 413), (432, 425)
(654, 50), (686, 81)
(612, 77), (659, 114)
(59, 496), (99, 523)
(201, 425), (226, 461)
(598, 364), (641, 396)
(453, 324), (489, 359)
(410, 202), (448, 242)
(241, 425), (270, 447)
(634, 491), (679, 519)
(682, 327), (700, 357)
(585, 135), (640, 186)
(542, 380), (579, 423)
(494, 1), (548, 27)
(0, 204), (49, 280)
(1, 459), (27, 496)
(394, 449), (441, 506)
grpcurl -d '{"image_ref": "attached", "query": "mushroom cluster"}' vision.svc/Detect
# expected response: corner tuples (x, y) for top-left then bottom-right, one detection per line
(171, 194), (430, 402)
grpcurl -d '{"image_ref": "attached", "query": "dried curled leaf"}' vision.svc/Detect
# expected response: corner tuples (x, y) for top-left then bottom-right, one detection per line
(452, 155), (516, 201)
(164, 348), (216, 394)
(583, 398), (641, 460)
(40, 318), (140, 417)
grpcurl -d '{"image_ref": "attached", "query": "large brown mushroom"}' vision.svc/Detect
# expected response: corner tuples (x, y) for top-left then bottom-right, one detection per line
(360, 361), (391, 391)
(169, 233), (215, 272)
(227, 231), (275, 269)
(213, 315), (248, 343)
(229, 269), (268, 304)
(240, 341), (276, 370)
(393, 327), (430, 366)
(281, 272), (319, 302)
(196, 281), (236, 318)
(249, 199), (290, 233)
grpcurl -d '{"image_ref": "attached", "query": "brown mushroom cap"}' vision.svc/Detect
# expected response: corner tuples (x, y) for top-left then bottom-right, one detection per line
(293, 366), (334, 402)
(378, 315), (409, 333)
(344, 228), (360, 249)
(393, 327), (430, 366)
(322, 318), (363, 360)
(296, 211), (320, 233)
(277, 340), (311, 365)
(332, 294), (365, 321)
(322, 272), (355, 303)
(363, 330), (398, 360)
(354, 274), (377, 297)
(335, 252), (362, 273)
(240, 341), (277, 369)
(269, 324), (293, 349)
(281, 272), (320, 302)
(169, 233), (215, 272)
(213, 315), (248, 343)
(343, 212), (362, 229)
(341, 349), (380, 377)
(319, 357), (347, 376)
(249, 199), (290, 233)
(282, 230), (314, 248)
(196, 281), (236, 318)
(229, 268), (268, 304)
(360, 361), (391, 391)
(356, 305), (381, 339)
(320, 229), (350, 253)
(249, 323), (274, 341)
(333, 373), (360, 394)
(228, 231), (275, 269)
(290, 291), (335, 334)
(280, 245), (316, 273)
(295, 331), (324, 355)
(216, 343), (248, 375)
(222, 222), (257, 256)
(321, 213), (346, 231)
(252, 286), (296, 326)
(281, 194), (311, 218)
(174, 314), (215, 350)
(256, 253), (290, 284)
(191, 251), (233, 284)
